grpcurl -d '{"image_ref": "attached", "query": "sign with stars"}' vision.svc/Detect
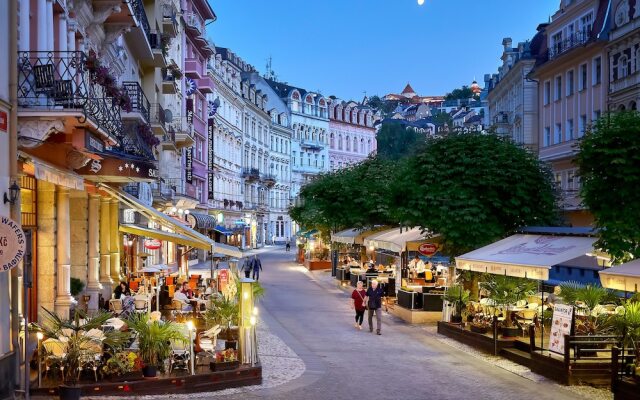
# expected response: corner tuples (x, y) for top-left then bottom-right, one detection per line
(75, 156), (158, 181)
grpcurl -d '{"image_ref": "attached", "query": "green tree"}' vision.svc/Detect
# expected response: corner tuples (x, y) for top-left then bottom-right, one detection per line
(402, 132), (559, 256)
(367, 95), (400, 118)
(376, 122), (426, 160)
(576, 111), (640, 262)
(445, 85), (477, 101)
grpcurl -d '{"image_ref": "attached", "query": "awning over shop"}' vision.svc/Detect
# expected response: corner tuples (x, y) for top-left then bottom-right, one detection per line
(99, 184), (243, 259)
(455, 234), (598, 281)
(187, 213), (216, 230)
(331, 227), (387, 245)
(119, 224), (207, 249)
(599, 259), (640, 292)
(214, 225), (233, 235)
(363, 227), (432, 253)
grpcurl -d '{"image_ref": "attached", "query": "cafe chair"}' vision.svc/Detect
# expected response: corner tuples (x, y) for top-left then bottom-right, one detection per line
(134, 296), (149, 313)
(108, 299), (123, 316)
(199, 325), (222, 356)
(527, 302), (539, 310)
(516, 300), (527, 308)
(42, 338), (67, 379)
(172, 299), (192, 319)
(168, 327), (191, 374)
(78, 335), (103, 382)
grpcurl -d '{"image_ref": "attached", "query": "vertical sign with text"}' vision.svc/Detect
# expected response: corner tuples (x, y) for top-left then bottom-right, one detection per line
(185, 98), (194, 185)
(549, 304), (574, 354)
(207, 118), (214, 200)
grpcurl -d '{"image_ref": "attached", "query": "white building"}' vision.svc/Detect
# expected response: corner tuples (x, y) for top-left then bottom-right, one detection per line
(327, 99), (377, 170)
(486, 37), (540, 150)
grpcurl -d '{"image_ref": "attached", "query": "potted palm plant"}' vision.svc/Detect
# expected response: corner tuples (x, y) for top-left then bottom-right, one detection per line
(480, 275), (536, 337)
(613, 300), (640, 379)
(32, 308), (129, 400)
(126, 313), (187, 378)
(205, 295), (239, 349)
(443, 284), (470, 324)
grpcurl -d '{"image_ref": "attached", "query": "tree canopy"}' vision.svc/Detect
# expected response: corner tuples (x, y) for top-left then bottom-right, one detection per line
(444, 85), (478, 101)
(576, 111), (640, 262)
(376, 122), (426, 160)
(290, 133), (559, 257)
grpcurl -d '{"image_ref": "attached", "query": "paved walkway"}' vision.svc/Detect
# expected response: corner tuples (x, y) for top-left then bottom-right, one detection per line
(218, 247), (610, 400)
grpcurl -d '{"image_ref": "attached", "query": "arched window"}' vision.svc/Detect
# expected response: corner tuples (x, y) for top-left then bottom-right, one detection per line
(344, 108), (350, 123)
(291, 91), (300, 112)
(338, 134), (343, 150)
(353, 136), (358, 153)
(330, 133), (335, 148)
(305, 95), (314, 114)
(630, 101), (637, 110)
(619, 55), (629, 79)
(360, 138), (365, 153)
(346, 136), (350, 151)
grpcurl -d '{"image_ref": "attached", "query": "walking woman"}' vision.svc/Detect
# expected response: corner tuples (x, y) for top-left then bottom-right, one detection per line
(351, 281), (367, 330)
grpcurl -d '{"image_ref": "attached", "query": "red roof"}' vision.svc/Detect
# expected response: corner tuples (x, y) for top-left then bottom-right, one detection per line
(401, 83), (416, 95)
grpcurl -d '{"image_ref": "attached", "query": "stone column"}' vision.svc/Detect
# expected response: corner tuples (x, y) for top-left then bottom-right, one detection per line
(110, 199), (121, 282)
(99, 197), (112, 296)
(70, 191), (88, 299)
(46, 0), (54, 50)
(36, 181), (56, 320)
(18, 0), (30, 52)
(36, 0), (47, 51)
(54, 187), (74, 318)
(86, 194), (102, 311)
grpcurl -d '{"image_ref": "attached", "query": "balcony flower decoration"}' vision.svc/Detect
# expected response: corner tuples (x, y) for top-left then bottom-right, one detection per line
(86, 51), (133, 113)
(137, 122), (160, 148)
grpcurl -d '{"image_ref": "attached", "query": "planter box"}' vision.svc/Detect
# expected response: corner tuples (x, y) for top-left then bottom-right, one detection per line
(305, 260), (331, 270)
(210, 360), (239, 371)
(108, 372), (144, 382)
(470, 325), (488, 334)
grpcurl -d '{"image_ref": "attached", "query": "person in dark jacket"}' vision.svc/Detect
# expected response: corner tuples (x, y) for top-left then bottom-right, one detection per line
(364, 279), (385, 335)
(251, 255), (263, 281)
(242, 258), (252, 278)
(113, 281), (130, 299)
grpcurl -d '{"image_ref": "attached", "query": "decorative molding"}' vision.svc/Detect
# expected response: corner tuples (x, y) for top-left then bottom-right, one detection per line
(18, 119), (65, 148)
(66, 150), (92, 169)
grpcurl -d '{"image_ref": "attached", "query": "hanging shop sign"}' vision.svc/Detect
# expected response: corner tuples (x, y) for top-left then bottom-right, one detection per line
(84, 131), (105, 153)
(549, 304), (574, 354)
(75, 157), (158, 181)
(218, 269), (229, 293)
(185, 78), (197, 97)
(0, 110), (7, 133)
(418, 243), (439, 256)
(144, 238), (162, 250)
(0, 217), (26, 272)
(123, 209), (136, 224)
(207, 118), (214, 200)
(185, 146), (193, 184)
(186, 98), (194, 126)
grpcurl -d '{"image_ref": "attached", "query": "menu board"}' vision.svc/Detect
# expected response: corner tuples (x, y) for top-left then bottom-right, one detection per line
(549, 304), (574, 354)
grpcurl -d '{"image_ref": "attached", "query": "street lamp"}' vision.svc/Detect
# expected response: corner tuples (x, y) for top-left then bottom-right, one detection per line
(36, 331), (44, 387)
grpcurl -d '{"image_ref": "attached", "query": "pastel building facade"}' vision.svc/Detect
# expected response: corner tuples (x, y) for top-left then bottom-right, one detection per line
(328, 99), (377, 170)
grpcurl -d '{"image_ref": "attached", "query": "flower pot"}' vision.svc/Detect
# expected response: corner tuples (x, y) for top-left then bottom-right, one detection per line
(58, 385), (82, 400)
(501, 326), (521, 338)
(209, 360), (239, 371)
(142, 365), (158, 378)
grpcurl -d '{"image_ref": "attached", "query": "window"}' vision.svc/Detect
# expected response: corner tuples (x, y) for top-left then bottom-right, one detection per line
(618, 54), (629, 79)
(579, 114), (587, 137)
(566, 70), (574, 96)
(552, 32), (563, 54)
(579, 63), (587, 91)
(567, 118), (574, 140)
(554, 123), (562, 144)
(593, 57), (601, 85)
(580, 12), (593, 35)
(544, 81), (551, 105)
(196, 138), (203, 160)
(555, 76), (562, 101)
(593, 110), (601, 121)
(543, 127), (550, 147)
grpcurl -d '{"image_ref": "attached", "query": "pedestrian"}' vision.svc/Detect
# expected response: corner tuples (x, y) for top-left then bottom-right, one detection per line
(252, 254), (263, 280)
(285, 241), (291, 252)
(364, 279), (385, 335)
(351, 281), (367, 330)
(242, 258), (252, 278)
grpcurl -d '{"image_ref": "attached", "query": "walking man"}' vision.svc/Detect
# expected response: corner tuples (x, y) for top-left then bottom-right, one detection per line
(252, 254), (263, 281)
(242, 257), (252, 278)
(365, 279), (385, 335)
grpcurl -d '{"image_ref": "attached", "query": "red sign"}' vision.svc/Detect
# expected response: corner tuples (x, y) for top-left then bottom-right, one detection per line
(144, 239), (162, 250)
(218, 269), (229, 293)
(0, 111), (7, 133)
(418, 243), (438, 256)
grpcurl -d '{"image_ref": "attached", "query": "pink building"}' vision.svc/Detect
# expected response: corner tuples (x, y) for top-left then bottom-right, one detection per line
(328, 99), (378, 170)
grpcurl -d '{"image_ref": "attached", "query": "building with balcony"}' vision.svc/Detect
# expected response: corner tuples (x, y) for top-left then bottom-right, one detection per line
(266, 79), (330, 206)
(485, 36), (541, 150)
(328, 98), (378, 170)
(530, 0), (611, 226)
(607, 0), (640, 111)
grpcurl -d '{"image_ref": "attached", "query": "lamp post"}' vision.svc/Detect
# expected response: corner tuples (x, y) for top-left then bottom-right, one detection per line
(238, 278), (257, 365)
(36, 332), (43, 388)
(186, 320), (195, 375)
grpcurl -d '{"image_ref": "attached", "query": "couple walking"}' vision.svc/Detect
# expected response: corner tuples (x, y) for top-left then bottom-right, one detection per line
(243, 255), (263, 280)
(351, 280), (384, 335)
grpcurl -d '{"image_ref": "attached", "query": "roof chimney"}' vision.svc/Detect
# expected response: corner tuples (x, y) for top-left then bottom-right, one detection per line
(502, 37), (513, 51)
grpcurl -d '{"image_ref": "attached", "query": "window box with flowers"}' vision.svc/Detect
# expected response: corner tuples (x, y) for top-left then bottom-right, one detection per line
(209, 349), (239, 371)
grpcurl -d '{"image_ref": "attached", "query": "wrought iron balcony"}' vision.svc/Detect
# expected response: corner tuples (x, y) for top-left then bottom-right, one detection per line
(150, 103), (167, 133)
(122, 81), (150, 122)
(548, 29), (593, 60)
(184, 12), (204, 35)
(261, 174), (276, 187)
(130, 0), (151, 42)
(17, 51), (123, 140)
(241, 168), (260, 182)
(117, 122), (156, 161)
(300, 139), (325, 150)
(162, 2), (179, 37)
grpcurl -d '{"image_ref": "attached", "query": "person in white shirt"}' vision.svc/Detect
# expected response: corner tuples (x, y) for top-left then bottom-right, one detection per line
(409, 255), (425, 279)
(173, 289), (192, 311)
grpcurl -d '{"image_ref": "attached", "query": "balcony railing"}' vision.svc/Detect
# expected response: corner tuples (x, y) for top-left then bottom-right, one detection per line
(162, 2), (178, 36)
(150, 103), (167, 131)
(261, 174), (276, 187)
(610, 70), (640, 94)
(163, 178), (198, 200)
(150, 180), (174, 201)
(300, 139), (325, 150)
(548, 29), (592, 60)
(17, 51), (123, 140)
(184, 12), (204, 34)
(130, 0), (151, 43)
(117, 122), (156, 161)
(122, 81), (150, 122)
(241, 168), (260, 182)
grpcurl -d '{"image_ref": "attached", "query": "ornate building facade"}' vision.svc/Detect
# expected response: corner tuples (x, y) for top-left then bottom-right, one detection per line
(607, 0), (640, 111)
(327, 99), (377, 170)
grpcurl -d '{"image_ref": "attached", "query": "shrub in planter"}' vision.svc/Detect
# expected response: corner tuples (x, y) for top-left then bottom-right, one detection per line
(480, 275), (536, 336)
(443, 284), (469, 324)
